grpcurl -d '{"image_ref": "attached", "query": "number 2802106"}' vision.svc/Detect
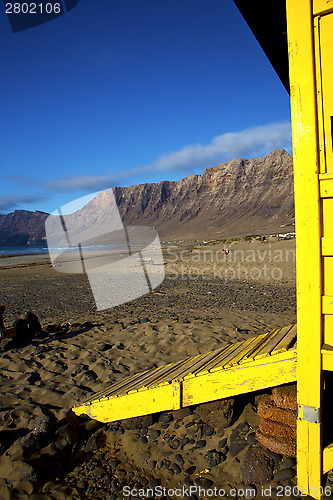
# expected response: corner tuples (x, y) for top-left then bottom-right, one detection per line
(5, 3), (62, 14)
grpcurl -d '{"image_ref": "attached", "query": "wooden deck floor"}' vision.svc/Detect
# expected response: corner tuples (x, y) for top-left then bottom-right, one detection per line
(72, 324), (297, 422)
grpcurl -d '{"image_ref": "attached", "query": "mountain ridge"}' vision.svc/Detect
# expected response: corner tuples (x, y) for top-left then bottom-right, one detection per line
(0, 149), (294, 246)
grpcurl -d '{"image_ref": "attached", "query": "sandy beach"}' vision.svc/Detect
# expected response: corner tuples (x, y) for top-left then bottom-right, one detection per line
(0, 238), (298, 499)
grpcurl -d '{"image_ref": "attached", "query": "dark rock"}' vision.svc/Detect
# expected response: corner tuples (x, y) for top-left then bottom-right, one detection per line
(162, 460), (171, 469)
(222, 446), (229, 454)
(82, 321), (94, 328)
(203, 424), (214, 436)
(195, 398), (235, 431)
(229, 422), (249, 456)
(218, 438), (227, 449)
(205, 449), (225, 467)
(172, 463), (181, 474)
(148, 478), (160, 488)
(189, 439), (195, 445)
(83, 430), (105, 452)
(114, 469), (126, 479)
(147, 461), (156, 471)
(25, 311), (43, 335)
(174, 454), (185, 466)
(140, 436), (148, 444)
(247, 432), (258, 446)
(137, 476), (149, 486)
(278, 458), (296, 469)
(98, 343), (113, 351)
(196, 439), (206, 448)
(266, 449), (282, 462)
(194, 477), (213, 488)
(27, 371), (42, 384)
(185, 421), (195, 429)
(184, 477), (193, 487)
(172, 408), (192, 419)
(274, 468), (296, 481)
(159, 413), (173, 424)
(180, 436), (189, 447)
(85, 420), (101, 433)
(54, 423), (75, 451)
(185, 465), (196, 476)
(148, 429), (161, 440)
(93, 467), (105, 478)
(240, 446), (274, 484)
(34, 345), (49, 354)
(46, 324), (62, 334)
(139, 317), (149, 324)
(170, 439), (180, 449)
(13, 318), (30, 340)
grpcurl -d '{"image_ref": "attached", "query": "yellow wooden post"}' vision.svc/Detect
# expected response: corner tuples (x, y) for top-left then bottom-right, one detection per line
(286, 0), (323, 496)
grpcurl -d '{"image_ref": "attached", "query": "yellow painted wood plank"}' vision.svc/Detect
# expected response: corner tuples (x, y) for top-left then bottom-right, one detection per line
(323, 444), (333, 474)
(183, 350), (296, 406)
(313, 0), (333, 16)
(174, 347), (226, 378)
(287, 0), (323, 495)
(145, 354), (205, 387)
(314, 17), (326, 175)
(73, 382), (181, 422)
(192, 342), (235, 374)
(106, 366), (164, 397)
(125, 359), (187, 392)
(321, 346), (333, 371)
(323, 315), (333, 346)
(322, 295), (333, 315)
(237, 331), (278, 365)
(223, 332), (275, 368)
(321, 238), (333, 256)
(320, 179), (333, 198)
(254, 325), (294, 360)
(209, 339), (250, 371)
(78, 369), (152, 404)
(270, 324), (297, 354)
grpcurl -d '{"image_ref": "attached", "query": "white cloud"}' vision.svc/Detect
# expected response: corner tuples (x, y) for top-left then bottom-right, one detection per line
(0, 194), (46, 213)
(146, 121), (292, 173)
(43, 174), (123, 192)
(43, 121), (292, 193)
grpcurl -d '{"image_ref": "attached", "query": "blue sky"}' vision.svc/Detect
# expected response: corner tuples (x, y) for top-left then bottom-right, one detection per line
(0, 0), (291, 215)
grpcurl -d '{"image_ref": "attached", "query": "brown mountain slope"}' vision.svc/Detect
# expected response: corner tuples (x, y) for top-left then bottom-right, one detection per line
(114, 148), (294, 239)
(0, 149), (294, 246)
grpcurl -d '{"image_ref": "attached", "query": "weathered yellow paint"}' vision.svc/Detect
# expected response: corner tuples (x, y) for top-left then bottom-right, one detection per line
(72, 326), (296, 423)
(73, 382), (181, 422)
(323, 315), (333, 346)
(321, 347), (333, 371)
(313, 0), (333, 16)
(322, 296), (333, 315)
(323, 444), (333, 474)
(286, 0), (323, 495)
(182, 350), (296, 406)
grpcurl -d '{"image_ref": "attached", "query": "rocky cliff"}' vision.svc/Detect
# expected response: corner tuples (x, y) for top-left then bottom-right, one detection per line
(0, 210), (48, 247)
(0, 149), (294, 246)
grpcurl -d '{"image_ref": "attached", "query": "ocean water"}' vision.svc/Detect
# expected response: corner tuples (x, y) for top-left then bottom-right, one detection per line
(0, 246), (49, 256)
(0, 244), (131, 257)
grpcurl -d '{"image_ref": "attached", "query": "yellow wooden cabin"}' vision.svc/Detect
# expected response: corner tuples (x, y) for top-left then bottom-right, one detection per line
(72, 1), (333, 497)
